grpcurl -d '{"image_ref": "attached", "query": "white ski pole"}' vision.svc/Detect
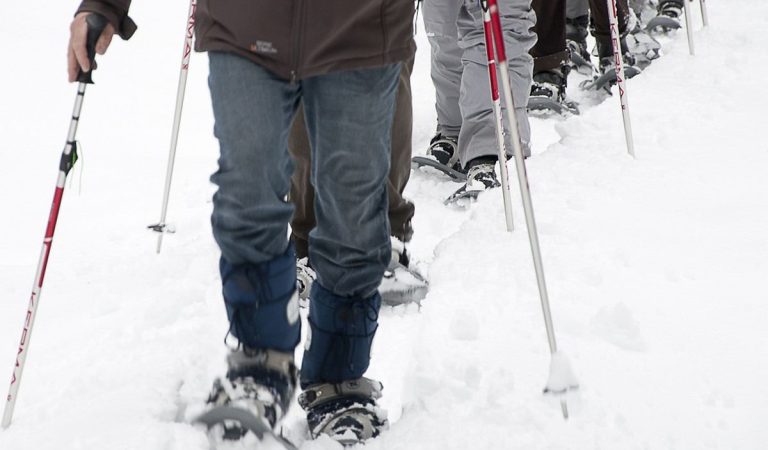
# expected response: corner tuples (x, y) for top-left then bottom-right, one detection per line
(682, 0), (696, 55)
(484, 0), (578, 419)
(606, 0), (636, 158)
(699, 0), (709, 27)
(2, 14), (108, 429)
(148, 0), (197, 253)
(481, 4), (515, 232)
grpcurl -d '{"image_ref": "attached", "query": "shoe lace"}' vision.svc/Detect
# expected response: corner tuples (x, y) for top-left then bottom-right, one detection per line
(222, 264), (273, 351)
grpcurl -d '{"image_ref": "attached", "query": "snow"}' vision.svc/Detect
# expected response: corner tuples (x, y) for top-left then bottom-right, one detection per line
(2, 0), (768, 449)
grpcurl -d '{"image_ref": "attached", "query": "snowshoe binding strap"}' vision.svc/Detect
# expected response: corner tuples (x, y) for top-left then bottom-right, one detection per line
(300, 378), (386, 444)
(299, 377), (382, 410)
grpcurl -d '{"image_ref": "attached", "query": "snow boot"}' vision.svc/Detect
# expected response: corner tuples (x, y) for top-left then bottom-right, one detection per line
(658, 0), (683, 21)
(299, 377), (387, 446)
(528, 66), (580, 115)
(565, 15), (594, 75)
(465, 157), (501, 193)
(427, 133), (463, 173)
(444, 156), (501, 204)
(595, 37), (642, 83)
(296, 257), (316, 308)
(199, 348), (298, 441)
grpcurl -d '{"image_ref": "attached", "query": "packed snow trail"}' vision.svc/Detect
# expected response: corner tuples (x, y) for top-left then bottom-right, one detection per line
(2, 0), (767, 449)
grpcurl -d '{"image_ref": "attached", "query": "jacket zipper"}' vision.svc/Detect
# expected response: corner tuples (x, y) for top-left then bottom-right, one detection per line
(290, 0), (306, 84)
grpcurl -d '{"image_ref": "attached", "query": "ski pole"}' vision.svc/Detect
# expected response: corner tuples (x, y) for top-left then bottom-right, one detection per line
(481, 3), (515, 232)
(699, 0), (709, 27)
(682, 0), (695, 55)
(147, 0), (197, 253)
(1, 13), (108, 429)
(606, 0), (636, 158)
(483, 0), (578, 419)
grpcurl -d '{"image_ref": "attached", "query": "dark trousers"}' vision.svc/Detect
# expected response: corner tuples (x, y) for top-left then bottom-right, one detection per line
(530, 0), (568, 73)
(590, 0), (630, 57)
(288, 59), (416, 259)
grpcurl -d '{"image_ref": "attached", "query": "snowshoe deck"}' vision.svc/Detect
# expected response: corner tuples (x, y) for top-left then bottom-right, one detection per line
(380, 263), (429, 306)
(580, 66), (641, 92)
(645, 16), (681, 31)
(195, 406), (298, 450)
(528, 97), (580, 116)
(412, 156), (467, 182)
(443, 186), (485, 205)
(568, 51), (595, 76)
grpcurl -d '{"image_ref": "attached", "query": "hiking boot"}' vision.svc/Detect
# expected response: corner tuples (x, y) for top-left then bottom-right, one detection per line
(427, 133), (462, 172)
(204, 348), (297, 440)
(465, 157), (501, 193)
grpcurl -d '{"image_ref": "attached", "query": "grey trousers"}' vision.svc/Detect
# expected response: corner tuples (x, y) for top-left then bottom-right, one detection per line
(423, 0), (536, 165)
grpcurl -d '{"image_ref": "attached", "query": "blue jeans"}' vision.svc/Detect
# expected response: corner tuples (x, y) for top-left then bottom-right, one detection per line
(208, 52), (399, 382)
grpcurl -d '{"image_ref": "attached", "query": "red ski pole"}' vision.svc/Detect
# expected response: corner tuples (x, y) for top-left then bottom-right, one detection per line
(482, 0), (578, 420)
(480, 2), (515, 232)
(606, 0), (636, 157)
(2, 14), (108, 429)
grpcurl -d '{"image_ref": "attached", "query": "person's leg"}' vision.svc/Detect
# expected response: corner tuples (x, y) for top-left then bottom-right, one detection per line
(388, 58), (416, 245)
(529, 0), (572, 109)
(423, 0), (464, 138)
(566, 0), (589, 20)
(589, 0), (631, 60)
(531, 0), (568, 74)
(299, 63), (400, 386)
(287, 106), (314, 260)
(205, 51), (302, 432)
(289, 58), (415, 252)
(456, 0), (536, 165)
(208, 51), (302, 352)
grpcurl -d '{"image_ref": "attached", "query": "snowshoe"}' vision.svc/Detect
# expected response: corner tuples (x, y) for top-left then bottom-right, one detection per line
(299, 377), (387, 446)
(412, 134), (467, 182)
(445, 159), (500, 205)
(580, 61), (641, 92)
(627, 23), (662, 69)
(580, 41), (642, 92)
(379, 237), (428, 306)
(646, 0), (683, 31)
(195, 348), (298, 449)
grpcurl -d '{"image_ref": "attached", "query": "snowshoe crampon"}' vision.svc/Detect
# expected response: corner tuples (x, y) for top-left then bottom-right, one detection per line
(195, 404), (298, 449)
(580, 65), (642, 92)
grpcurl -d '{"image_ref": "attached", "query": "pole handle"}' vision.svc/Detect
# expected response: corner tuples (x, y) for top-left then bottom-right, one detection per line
(76, 13), (109, 84)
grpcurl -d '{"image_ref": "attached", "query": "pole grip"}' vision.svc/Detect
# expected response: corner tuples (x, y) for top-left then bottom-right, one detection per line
(76, 13), (109, 84)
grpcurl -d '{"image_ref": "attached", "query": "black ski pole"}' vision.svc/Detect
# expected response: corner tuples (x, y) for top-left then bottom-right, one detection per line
(2, 13), (108, 429)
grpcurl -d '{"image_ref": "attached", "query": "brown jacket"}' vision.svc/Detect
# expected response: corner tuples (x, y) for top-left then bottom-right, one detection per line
(77, 0), (416, 81)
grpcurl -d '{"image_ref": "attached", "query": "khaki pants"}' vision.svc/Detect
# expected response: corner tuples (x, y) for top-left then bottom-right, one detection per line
(288, 59), (416, 259)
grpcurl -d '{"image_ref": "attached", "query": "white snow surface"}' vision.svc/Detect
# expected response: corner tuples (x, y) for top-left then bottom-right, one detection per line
(2, 1), (767, 449)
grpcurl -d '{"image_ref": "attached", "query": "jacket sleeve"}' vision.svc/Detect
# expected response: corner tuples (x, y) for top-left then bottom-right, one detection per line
(76, 0), (137, 40)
